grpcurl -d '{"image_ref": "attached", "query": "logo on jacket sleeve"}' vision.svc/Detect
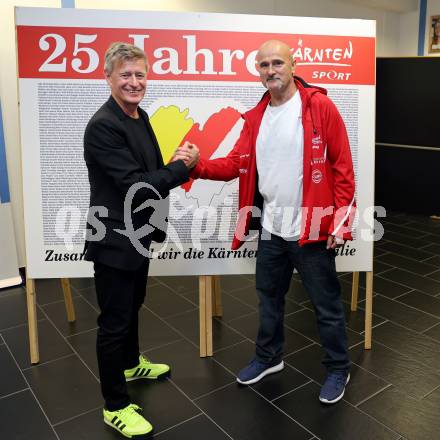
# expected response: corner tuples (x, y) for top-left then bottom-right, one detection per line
(312, 169), (322, 184)
(312, 134), (322, 149)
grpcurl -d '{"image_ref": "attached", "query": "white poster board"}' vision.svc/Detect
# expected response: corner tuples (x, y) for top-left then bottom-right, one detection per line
(16, 7), (375, 278)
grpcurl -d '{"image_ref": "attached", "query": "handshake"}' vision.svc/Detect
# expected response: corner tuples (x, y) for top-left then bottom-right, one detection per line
(170, 141), (200, 170)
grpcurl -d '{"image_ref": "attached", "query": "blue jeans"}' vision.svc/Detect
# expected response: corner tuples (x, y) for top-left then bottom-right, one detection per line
(255, 231), (350, 372)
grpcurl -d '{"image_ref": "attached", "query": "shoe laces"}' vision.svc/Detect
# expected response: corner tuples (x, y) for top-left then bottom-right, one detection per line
(118, 404), (143, 422)
(248, 358), (268, 371)
(327, 372), (346, 387)
(248, 359), (260, 368)
(140, 355), (151, 364)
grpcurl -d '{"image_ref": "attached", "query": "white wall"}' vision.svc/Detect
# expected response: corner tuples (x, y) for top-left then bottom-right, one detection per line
(426, 0), (440, 55)
(77, 0), (401, 56)
(397, 0), (440, 56)
(273, 0), (400, 55)
(1, 0), (420, 267)
(397, 9), (419, 56)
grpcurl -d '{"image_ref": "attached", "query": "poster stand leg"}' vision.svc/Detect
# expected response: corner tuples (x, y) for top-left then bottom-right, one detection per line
(26, 278), (76, 364)
(27, 270), (371, 361)
(199, 271), (373, 356)
(351, 271), (360, 311)
(61, 278), (76, 322)
(212, 275), (222, 317)
(199, 275), (213, 357)
(26, 278), (39, 364)
(199, 276), (222, 356)
(364, 271), (373, 349)
(350, 271), (373, 349)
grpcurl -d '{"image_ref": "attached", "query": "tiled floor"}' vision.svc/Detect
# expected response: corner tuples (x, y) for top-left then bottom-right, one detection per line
(1, 212), (440, 440)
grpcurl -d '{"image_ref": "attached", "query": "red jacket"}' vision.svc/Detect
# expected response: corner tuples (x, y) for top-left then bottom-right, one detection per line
(191, 77), (356, 250)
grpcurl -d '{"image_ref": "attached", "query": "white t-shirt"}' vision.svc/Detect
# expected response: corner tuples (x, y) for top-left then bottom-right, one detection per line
(256, 91), (303, 238)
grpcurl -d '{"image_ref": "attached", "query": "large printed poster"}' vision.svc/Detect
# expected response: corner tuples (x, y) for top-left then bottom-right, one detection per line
(16, 8), (376, 278)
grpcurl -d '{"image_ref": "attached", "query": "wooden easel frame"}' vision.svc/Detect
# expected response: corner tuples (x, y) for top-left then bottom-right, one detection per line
(26, 277), (75, 364)
(198, 275), (223, 357)
(198, 271), (374, 357)
(26, 270), (372, 363)
(351, 271), (374, 349)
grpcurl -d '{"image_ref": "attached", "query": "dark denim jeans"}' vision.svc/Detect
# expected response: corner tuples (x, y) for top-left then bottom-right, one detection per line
(255, 231), (350, 373)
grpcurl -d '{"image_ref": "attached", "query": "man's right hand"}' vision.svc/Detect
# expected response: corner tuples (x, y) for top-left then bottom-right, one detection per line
(170, 141), (200, 169)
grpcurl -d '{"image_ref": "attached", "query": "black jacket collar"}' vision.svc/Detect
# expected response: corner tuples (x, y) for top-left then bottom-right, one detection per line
(105, 95), (164, 168)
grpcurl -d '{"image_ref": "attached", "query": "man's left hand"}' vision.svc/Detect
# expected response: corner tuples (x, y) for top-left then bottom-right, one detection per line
(326, 235), (344, 249)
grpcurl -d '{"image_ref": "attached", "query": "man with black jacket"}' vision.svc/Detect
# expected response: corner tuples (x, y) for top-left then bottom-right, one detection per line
(83, 42), (198, 438)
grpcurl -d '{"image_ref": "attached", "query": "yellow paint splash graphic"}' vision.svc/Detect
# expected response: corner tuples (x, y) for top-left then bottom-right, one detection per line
(150, 106), (194, 163)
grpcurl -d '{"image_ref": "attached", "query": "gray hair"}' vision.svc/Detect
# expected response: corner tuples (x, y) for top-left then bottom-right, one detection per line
(104, 42), (148, 74)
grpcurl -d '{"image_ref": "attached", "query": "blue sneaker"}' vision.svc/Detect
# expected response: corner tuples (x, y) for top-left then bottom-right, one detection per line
(319, 371), (350, 404)
(236, 359), (284, 385)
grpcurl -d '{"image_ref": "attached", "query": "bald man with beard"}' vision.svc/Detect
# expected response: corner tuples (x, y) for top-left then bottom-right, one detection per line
(180, 40), (356, 404)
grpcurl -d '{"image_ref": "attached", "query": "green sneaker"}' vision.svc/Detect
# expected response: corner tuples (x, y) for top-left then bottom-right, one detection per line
(103, 403), (153, 438)
(124, 355), (170, 381)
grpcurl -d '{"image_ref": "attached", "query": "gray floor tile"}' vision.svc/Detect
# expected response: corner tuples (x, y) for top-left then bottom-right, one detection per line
(197, 383), (311, 440)
(274, 381), (399, 440)
(24, 354), (102, 424)
(359, 386), (440, 440)
(0, 390), (57, 439)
